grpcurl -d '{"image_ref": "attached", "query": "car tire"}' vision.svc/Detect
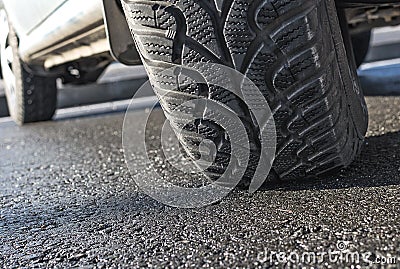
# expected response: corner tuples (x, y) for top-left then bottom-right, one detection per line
(0, 10), (57, 125)
(122, 0), (368, 184)
(351, 30), (371, 67)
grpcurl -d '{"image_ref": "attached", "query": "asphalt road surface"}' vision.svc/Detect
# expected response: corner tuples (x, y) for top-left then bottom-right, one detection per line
(1, 95), (400, 268)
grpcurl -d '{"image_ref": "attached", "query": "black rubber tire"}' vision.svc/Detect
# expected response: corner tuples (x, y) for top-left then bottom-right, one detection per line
(1, 14), (57, 125)
(351, 30), (371, 68)
(122, 0), (368, 183)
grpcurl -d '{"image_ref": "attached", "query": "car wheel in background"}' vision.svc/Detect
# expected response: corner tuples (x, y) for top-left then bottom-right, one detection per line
(0, 10), (57, 125)
(122, 0), (368, 184)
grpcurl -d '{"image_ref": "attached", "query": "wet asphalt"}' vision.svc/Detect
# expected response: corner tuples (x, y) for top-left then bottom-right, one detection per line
(0, 95), (400, 268)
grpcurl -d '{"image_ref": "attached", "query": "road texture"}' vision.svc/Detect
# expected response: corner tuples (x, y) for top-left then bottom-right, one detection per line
(1, 96), (400, 268)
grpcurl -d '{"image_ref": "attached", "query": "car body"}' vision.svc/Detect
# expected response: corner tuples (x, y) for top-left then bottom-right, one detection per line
(2, 0), (139, 80)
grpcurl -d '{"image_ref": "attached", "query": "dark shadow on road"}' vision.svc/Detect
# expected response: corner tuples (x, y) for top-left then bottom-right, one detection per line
(260, 131), (400, 191)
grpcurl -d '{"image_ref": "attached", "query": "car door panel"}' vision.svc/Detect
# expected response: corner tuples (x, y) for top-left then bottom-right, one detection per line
(2, 0), (67, 36)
